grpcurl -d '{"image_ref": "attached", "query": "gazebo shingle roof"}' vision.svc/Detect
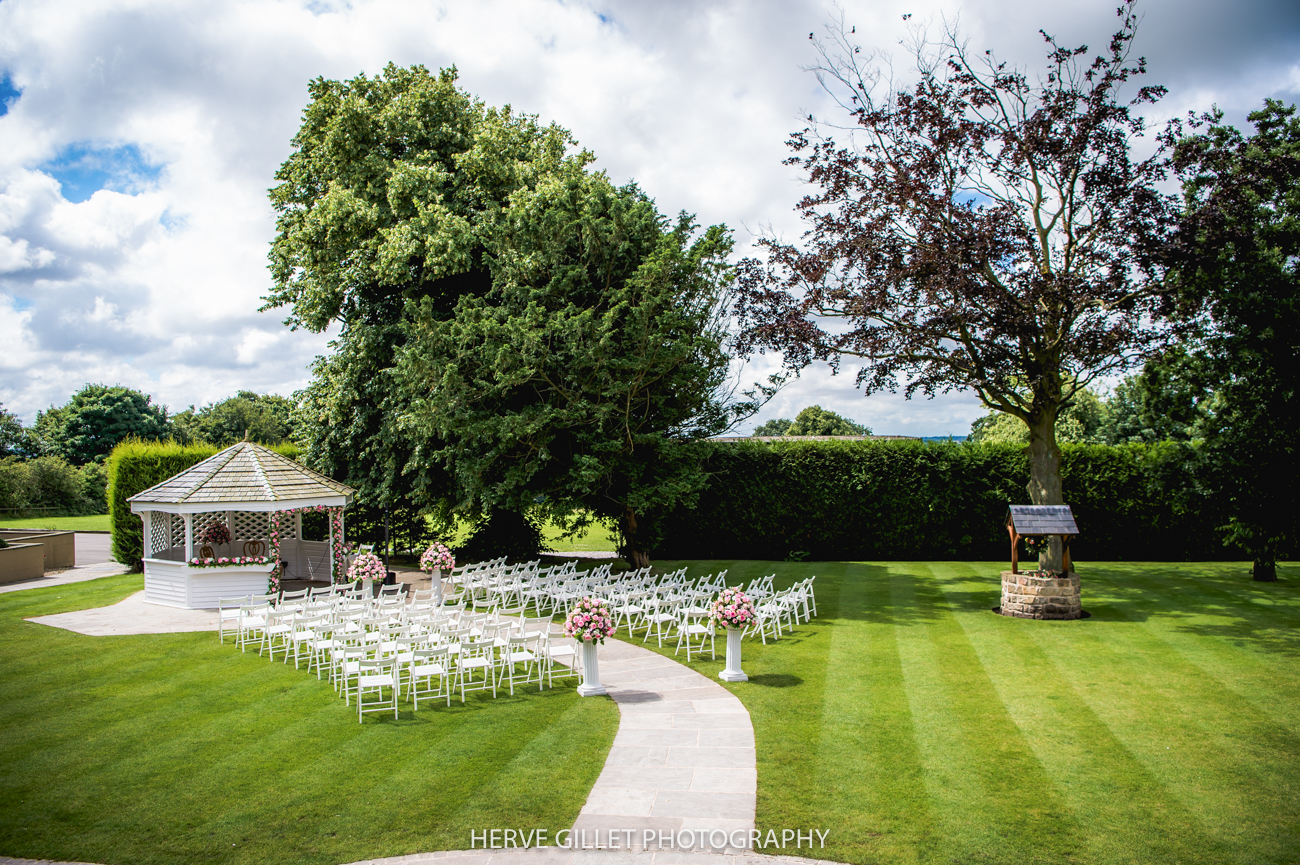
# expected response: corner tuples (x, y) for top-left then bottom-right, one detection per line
(128, 442), (354, 506)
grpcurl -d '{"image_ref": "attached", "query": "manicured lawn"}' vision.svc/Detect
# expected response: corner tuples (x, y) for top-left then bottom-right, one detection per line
(0, 513), (111, 532)
(441, 514), (618, 553)
(641, 560), (1300, 865)
(0, 575), (619, 865)
(541, 517), (617, 553)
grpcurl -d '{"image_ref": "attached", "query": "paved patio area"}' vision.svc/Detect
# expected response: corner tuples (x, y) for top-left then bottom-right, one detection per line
(26, 590), (218, 635)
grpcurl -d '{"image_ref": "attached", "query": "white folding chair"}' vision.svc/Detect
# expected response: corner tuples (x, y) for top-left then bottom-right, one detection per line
(356, 659), (400, 722)
(498, 634), (539, 695)
(455, 638), (498, 702)
(674, 607), (716, 661)
(538, 631), (578, 689)
(217, 595), (248, 644)
(408, 646), (452, 709)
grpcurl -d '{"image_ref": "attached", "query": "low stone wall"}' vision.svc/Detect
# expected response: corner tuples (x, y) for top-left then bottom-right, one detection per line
(0, 530), (75, 570)
(0, 543), (46, 584)
(999, 571), (1082, 620)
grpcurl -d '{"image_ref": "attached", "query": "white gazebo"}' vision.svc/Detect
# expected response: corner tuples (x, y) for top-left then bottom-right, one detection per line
(128, 442), (356, 609)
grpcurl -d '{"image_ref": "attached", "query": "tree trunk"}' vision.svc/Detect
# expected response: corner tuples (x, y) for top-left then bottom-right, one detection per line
(1253, 559), (1278, 582)
(620, 506), (651, 570)
(1026, 409), (1065, 573)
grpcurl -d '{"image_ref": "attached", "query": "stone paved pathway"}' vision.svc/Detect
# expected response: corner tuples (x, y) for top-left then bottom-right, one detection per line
(569, 638), (756, 851)
(0, 561), (129, 596)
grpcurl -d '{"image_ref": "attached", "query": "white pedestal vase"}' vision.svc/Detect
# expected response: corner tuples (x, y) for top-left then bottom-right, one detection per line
(361, 577), (373, 597)
(719, 626), (748, 682)
(576, 640), (606, 696)
(432, 568), (443, 604)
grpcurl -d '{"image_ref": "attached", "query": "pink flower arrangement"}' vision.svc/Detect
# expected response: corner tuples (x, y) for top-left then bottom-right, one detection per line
(199, 522), (231, 546)
(711, 587), (756, 628)
(348, 551), (387, 583)
(564, 597), (616, 644)
(419, 542), (455, 573)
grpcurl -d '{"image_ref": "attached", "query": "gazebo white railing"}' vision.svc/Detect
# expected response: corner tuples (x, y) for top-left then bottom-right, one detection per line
(129, 442), (355, 609)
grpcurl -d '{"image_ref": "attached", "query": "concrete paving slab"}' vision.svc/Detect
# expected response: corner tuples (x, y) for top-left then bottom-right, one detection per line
(593, 767), (696, 792)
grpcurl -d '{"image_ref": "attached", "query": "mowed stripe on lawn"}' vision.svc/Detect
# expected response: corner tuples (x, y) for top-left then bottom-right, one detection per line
(0, 574), (619, 865)
(649, 558), (1300, 865)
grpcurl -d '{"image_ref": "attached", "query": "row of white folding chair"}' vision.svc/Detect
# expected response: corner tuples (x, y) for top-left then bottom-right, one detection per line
(345, 616), (575, 719)
(743, 577), (818, 643)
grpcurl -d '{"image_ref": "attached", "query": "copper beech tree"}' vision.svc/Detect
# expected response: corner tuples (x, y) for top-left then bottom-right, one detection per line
(737, 4), (1181, 571)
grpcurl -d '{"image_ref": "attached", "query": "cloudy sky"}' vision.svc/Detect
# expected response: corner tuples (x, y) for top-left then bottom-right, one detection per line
(1, 0), (1297, 435)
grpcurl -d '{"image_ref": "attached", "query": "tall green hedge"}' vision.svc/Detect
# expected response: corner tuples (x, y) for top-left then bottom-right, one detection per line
(652, 439), (1236, 562)
(107, 440), (300, 568)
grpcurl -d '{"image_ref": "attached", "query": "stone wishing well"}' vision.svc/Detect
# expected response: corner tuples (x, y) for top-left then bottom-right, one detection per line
(1000, 505), (1082, 620)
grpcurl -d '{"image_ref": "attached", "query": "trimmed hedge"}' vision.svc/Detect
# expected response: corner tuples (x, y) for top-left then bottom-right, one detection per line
(107, 440), (300, 568)
(653, 439), (1237, 562)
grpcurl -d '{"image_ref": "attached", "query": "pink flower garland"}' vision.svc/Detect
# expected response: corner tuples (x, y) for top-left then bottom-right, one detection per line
(267, 504), (350, 592)
(189, 556), (272, 567)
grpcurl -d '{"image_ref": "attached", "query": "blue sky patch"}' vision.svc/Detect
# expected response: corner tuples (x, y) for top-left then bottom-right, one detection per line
(0, 73), (20, 116)
(40, 143), (163, 203)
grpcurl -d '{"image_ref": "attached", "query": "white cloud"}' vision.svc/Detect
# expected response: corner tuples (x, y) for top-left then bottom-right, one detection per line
(0, 0), (1296, 429)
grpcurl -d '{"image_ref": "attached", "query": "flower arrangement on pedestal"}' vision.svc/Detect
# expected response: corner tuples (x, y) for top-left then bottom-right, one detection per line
(419, 542), (455, 574)
(348, 551), (386, 585)
(712, 586), (755, 683)
(710, 586), (756, 629)
(564, 597), (616, 643)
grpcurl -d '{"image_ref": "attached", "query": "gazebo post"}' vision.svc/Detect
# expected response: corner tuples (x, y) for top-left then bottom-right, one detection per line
(183, 514), (193, 561)
(142, 511), (152, 558)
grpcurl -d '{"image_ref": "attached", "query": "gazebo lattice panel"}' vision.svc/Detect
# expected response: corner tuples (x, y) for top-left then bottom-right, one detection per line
(152, 514), (173, 556)
(232, 511), (269, 540)
(193, 512), (227, 541)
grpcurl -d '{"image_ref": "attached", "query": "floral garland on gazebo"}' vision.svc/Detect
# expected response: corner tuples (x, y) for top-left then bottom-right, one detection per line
(267, 505), (349, 592)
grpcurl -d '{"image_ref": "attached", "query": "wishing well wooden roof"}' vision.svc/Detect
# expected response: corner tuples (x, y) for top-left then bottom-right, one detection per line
(1006, 505), (1079, 535)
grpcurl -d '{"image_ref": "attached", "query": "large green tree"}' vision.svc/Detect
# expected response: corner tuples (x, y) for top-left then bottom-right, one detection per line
(265, 64), (566, 534)
(170, 391), (297, 446)
(36, 384), (169, 465)
(266, 64), (752, 564)
(1170, 100), (1300, 581)
(398, 172), (745, 566)
(753, 405), (871, 436)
